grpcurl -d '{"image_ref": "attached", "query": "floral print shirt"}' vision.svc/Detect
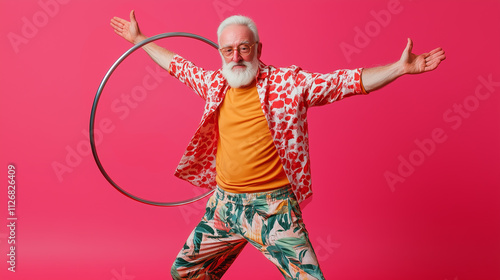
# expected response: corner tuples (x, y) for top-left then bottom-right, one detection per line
(169, 55), (367, 203)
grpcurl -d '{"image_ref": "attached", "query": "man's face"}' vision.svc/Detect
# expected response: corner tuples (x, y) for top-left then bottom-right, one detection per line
(219, 24), (260, 66)
(219, 24), (261, 88)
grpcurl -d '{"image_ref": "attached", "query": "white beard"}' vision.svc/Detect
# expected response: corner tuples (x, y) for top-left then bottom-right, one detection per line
(221, 54), (259, 88)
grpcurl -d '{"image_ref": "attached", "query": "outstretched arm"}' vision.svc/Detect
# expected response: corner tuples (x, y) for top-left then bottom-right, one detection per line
(110, 10), (175, 71)
(361, 38), (446, 92)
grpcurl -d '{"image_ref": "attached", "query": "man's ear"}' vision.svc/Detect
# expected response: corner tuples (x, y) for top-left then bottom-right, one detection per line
(257, 42), (262, 59)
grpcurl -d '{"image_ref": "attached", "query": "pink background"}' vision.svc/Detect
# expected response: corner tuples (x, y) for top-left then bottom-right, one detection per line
(1, 0), (500, 279)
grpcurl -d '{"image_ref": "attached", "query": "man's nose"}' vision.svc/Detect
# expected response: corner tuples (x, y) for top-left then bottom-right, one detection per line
(231, 49), (242, 62)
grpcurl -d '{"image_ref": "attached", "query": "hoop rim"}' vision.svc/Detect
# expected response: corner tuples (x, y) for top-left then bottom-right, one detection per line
(90, 32), (218, 206)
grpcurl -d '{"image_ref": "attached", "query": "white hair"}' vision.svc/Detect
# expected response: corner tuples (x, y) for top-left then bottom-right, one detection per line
(217, 15), (260, 44)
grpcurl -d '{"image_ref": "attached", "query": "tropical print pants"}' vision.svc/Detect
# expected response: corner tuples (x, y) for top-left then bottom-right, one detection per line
(171, 186), (325, 279)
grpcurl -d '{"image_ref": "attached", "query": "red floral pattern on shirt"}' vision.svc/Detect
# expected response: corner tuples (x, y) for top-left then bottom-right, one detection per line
(169, 55), (366, 203)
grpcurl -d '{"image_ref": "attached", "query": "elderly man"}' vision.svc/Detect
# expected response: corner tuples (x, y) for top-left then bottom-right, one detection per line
(111, 10), (445, 280)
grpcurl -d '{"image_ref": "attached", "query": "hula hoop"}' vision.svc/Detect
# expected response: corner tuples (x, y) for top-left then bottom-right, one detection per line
(90, 32), (217, 206)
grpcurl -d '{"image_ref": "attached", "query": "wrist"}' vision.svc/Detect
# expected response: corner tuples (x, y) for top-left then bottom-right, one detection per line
(394, 60), (407, 77)
(133, 34), (147, 44)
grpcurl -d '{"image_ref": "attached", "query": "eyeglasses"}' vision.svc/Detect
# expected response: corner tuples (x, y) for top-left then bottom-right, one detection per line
(219, 42), (258, 58)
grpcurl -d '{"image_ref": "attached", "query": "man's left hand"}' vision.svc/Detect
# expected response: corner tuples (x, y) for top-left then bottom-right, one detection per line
(400, 38), (446, 75)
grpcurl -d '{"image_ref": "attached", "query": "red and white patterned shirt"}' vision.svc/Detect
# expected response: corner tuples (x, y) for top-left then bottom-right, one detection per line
(169, 55), (367, 203)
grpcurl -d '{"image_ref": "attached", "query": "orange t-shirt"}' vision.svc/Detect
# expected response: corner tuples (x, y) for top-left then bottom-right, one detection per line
(216, 83), (290, 193)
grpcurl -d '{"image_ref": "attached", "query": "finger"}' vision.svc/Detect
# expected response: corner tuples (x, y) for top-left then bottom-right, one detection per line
(110, 20), (123, 30)
(113, 29), (123, 37)
(427, 49), (446, 62)
(424, 54), (445, 71)
(110, 18), (120, 27)
(405, 38), (413, 54)
(130, 10), (136, 23)
(424, 60), (442, 72)
(431, 53), (446, 63)
(428, 47), (444, 57)
(112, 16), (128, 25)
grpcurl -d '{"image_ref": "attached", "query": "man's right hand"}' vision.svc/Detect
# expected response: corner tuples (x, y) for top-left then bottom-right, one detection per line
(109, 10), (176, 72)
(110, 10), (145, 44)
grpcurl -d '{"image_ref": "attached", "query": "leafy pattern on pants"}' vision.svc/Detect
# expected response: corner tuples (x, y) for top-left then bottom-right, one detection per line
(171, 187), (325, 280)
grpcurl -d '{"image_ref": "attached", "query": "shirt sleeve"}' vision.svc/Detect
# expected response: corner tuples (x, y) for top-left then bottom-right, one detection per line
(295, 67), (368, 107)
(168, 54), (216, 101)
